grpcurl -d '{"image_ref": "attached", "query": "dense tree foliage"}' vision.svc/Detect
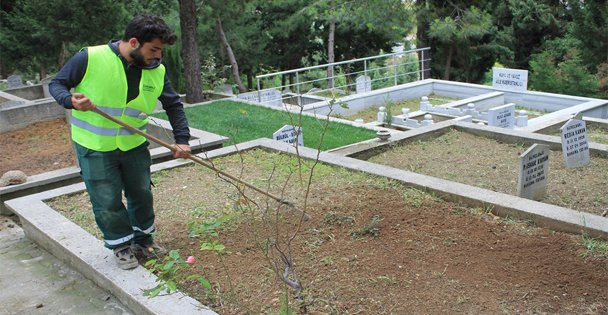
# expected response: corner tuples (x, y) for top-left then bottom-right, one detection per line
(0, 0), (127, 78)
(1, 0), (604, 98)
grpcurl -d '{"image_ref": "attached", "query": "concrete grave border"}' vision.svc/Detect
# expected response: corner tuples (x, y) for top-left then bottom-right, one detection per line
(0, 118), (227, 215)
(5, 133), (608, 314)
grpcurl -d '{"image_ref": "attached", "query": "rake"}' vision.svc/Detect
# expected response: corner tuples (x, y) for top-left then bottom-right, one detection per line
(91, 107), (294, 207)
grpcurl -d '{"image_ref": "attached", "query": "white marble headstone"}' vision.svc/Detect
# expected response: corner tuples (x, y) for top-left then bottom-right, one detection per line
(237, 89), (282, 106)
(355, 75), (371, 94)
(273, 125), (303, 146)
(487, 104), (515, 129)
(560, 118), (590, 168)
(517, 144), (550, 200)
(7, 75), (23, 88)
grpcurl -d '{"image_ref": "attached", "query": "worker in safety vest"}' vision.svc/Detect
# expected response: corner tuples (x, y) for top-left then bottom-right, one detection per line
(49, 15), (191, 270)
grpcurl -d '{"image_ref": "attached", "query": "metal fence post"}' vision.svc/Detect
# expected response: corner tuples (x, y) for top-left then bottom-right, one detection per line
(296, 72), (301, 106)
(421, 50), (425, 80)
(256, 78), (261, 102)
(393, 54), (397, 86)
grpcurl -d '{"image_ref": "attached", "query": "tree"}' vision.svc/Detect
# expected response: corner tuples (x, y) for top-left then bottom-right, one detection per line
(0, 0), (127, 78)
(215, 16), (246, 93)
(529, 34), (601, 98)
(303, 0), (413, 88)
(425, 3), (496, 82)
(569, 0), (608, 72)
(179, 0), (204, 103)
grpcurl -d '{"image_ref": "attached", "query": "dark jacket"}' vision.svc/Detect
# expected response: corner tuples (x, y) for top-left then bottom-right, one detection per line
(49, 40), (190, 144)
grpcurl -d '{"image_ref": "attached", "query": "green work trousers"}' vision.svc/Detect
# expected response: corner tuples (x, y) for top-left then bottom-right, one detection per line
(75, 142), (155, 249)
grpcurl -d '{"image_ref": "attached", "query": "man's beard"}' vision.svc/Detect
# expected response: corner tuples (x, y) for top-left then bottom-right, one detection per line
(129, 47), (148, 67)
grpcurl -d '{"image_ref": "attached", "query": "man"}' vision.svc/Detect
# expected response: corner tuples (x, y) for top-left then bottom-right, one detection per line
(50, 15), (191, 270)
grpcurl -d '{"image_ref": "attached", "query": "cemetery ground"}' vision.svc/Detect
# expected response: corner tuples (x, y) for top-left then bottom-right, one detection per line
(151, 100), (376, 150)
(0, 118), (74, 176)
(46, 149), (608, 314)
(366, 128), (608, 217)
(336, 94), (457, 123)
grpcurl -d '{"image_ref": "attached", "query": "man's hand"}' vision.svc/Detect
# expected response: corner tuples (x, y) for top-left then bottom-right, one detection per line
(72, 93), (96, 111)
(173, 144), (191, 159)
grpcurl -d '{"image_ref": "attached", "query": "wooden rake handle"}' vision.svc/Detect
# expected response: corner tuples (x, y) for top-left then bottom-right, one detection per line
(91, 107), (288, 205)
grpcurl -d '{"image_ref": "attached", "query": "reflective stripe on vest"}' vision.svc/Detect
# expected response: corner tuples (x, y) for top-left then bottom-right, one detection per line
(71, 115), (147, 136)
(71, 44), (164, 152)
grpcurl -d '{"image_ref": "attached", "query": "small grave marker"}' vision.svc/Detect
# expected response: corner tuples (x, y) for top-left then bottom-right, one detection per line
(560, 117), (590, 168)
(487, 104), (515, 129)
(273, 125), (303, 146)
(7, 75), (23, 88)
(355, 75), (371, 94)
(237, 89), (282, 106)
(517, 144), (550, 200)
(492, 68), (528, 92)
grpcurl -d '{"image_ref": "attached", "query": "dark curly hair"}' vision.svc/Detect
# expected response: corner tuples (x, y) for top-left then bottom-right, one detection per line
(123, 15), (176, 45)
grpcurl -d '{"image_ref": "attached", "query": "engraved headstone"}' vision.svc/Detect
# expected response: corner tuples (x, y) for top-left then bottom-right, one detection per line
(560, 118), (590, 168)
(487, 104), (515, 129)
(273, 125), (303, 146)
(7, 75), (23, 88)
(237, 89), (282, 106)
(355, 75), (371, 94)
(492, 68), (528, 92)
(517, 144), (550, 200)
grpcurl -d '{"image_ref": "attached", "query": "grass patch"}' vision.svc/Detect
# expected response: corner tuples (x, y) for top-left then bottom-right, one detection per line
(151, 100), (376, 150)
(581, 233), (608, 258)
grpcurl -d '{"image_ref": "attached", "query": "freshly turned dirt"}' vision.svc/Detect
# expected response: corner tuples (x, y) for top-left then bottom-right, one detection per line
(48, 149), (608, 315)
(0, 119), (75, 176)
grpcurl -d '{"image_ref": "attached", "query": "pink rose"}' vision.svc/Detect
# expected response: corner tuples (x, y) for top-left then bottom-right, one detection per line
(186, 256), (196, 264)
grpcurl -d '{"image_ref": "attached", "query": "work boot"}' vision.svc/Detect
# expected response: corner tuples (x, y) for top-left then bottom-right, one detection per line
(113, 244), (139, 270)
(131, 241), (167, 258)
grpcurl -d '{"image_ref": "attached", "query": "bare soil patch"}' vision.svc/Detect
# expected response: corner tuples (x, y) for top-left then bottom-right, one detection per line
(367, 128), (608, 216)
(0, 119), (74, 176)
(47, 149), (608, 314)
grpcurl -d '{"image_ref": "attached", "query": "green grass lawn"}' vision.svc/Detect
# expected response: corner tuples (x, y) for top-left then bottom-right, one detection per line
(151, 100), (376, 150)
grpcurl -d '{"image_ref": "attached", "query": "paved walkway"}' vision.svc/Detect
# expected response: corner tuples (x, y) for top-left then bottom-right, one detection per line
(0, 215), (132, 315)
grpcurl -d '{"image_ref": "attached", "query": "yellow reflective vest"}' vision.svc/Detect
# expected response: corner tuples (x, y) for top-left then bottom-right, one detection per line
(71, 44), (165, 151)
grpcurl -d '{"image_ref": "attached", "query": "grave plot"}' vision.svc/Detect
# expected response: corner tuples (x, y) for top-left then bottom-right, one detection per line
(537, 118), (608, 146)
(0, 118), (73, 176)
(363, 126), (608, 216)
(43, 145), (608, 314)
(336, 94), (457, 123)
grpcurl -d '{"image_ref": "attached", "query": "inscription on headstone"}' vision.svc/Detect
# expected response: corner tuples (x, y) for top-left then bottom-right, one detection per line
(237, 89), (282, 106)
(273, 125), (303, 146)
(492, 68), (528, 92)
(517, 144), (550, 200)
(355, 75), (371, 94)
(7, 75), (23, 88)
(487, 104), (515, 129)
(560, 118), (590, 168)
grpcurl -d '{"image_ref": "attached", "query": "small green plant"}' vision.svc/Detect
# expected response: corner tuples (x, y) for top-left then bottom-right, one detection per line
(323, 211), (354, 224)
(402, 188), (431, 208)
(351, 215), (383, 239)
(144, 250), (210, 298)
(383, 100), (395, 125)
(188, 214), (233, 254)
(581, 233), (608, 258)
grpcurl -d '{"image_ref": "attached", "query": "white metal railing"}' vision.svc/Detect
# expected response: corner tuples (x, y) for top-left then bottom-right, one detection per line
(247, 47), (431, 106)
